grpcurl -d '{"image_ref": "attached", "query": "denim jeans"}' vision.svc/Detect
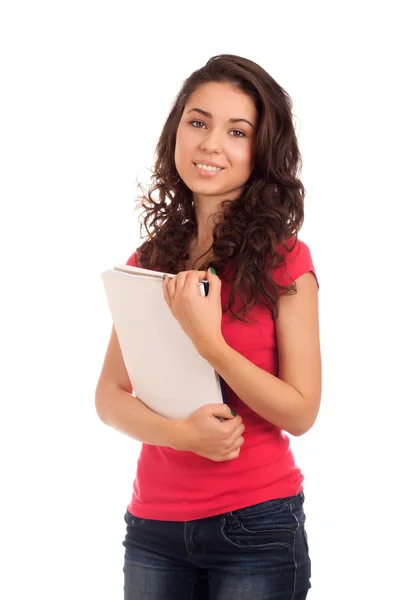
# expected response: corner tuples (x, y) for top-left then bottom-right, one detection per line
(122, 491), (311, 599)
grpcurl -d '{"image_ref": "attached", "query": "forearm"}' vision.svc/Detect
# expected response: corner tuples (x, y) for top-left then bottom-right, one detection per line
(95, 384), (179, 447)
(202, 341), (312, 436)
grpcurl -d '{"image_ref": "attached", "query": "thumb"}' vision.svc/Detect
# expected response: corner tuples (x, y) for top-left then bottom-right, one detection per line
(207, 266), (221, 299)
(206, 403), (237, 419)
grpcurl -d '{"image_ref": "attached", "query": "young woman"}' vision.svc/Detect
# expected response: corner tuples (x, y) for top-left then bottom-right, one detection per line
(95, 54), (321, 600)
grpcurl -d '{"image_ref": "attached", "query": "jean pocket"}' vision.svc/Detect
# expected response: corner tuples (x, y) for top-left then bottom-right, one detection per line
(220, 507), (296, 550)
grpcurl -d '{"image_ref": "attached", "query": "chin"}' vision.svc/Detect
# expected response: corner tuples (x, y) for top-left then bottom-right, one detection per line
(188, 182), (226, 196)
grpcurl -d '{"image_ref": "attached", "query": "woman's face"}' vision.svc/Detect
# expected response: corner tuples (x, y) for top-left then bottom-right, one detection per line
(175, 82), (257, 205)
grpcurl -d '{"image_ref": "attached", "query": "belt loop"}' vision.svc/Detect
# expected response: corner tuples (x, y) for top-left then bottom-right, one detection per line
(226, 511), (239, 525)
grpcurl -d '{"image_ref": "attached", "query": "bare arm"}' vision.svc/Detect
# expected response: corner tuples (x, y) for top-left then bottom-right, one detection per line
(95, 327), (243, 460)
(199, 272), (322, 436)
(95, 326), (179, 447)
(96, 384), (182, 447)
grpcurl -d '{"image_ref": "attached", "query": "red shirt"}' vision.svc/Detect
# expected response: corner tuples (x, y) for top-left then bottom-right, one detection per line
(125, 238), (318, 521)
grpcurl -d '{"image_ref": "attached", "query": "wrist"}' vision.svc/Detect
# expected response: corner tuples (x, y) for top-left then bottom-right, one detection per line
(165, 419), (188, 451)
(196, 335), (227, 362)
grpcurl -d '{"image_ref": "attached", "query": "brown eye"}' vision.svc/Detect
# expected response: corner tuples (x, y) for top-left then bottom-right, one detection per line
(230, 130), (245, 138)
(190, 120), (206, 128)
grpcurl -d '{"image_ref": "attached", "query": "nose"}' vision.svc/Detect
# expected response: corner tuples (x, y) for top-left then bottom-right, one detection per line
(199, 128), (223, 154)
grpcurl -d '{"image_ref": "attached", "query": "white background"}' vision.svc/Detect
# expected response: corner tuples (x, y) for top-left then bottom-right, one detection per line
(1, 1), (399, 598)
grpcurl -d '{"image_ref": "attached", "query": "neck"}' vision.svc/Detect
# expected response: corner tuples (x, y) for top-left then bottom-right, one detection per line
(191, 196), (219, 249)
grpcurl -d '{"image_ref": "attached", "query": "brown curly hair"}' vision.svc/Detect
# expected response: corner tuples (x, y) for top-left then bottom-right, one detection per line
(134, 54), (305, 321)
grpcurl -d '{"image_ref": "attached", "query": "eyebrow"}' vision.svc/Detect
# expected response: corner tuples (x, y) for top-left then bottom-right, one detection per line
(187, 108), (255, 130)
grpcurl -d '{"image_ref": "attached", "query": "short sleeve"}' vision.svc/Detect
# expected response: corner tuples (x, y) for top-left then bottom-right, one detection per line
(126, 251), (139, 267)
(273, 238), (319, 289)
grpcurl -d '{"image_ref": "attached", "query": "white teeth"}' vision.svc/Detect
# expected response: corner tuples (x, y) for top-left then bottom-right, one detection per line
(195, 163), (222, 172)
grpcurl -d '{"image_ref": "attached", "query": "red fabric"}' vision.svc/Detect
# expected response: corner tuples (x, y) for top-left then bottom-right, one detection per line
(125, 237), (318, 521)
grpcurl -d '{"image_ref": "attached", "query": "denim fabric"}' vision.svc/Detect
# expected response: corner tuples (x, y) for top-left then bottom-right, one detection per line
(122, 491), (311, 599)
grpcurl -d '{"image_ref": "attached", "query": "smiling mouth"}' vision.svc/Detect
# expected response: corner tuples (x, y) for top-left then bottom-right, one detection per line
(193, 162), (225, 172)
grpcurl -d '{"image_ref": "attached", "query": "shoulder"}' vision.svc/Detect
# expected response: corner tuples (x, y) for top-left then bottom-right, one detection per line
(126, 250), (139, 267)
(273, 236), (319, 289)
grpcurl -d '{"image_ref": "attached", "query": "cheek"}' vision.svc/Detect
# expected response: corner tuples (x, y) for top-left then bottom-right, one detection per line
(175, 128), (196, 164)
(229, 142), (253, 171)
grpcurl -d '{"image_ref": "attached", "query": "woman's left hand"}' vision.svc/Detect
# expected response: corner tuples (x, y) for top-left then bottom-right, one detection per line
(162, 268), (225, 358)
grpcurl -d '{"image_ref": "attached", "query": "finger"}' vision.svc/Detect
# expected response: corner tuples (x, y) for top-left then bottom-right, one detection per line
(196, 270), (208, 279)
(227, 436), (244, 453)
(166, 274), (177, 300)
(238, 423), (246, 436)
(162, 275), (172, 306)
(226, 425), (245, 446)
(206, 266), (221, 302)
(235, 434), (245, 447)
(224, 448), (241, 461)
(231, 419), (244, 431)
(206, 404), (236, 420)
(174, 271), (190, 296)
(226, 421), (244, 437)
(184, 270), (208, 296)
(220, 412), (242, 427)
(220, 421), (242, 438)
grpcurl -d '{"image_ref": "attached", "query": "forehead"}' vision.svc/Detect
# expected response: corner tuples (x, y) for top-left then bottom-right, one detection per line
(185, 82), (257, 121)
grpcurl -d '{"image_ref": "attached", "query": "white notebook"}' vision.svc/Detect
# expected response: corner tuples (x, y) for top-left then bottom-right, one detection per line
(101, 264), (226, 419)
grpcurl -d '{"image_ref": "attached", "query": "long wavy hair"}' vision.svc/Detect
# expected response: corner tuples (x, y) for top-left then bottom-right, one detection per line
(134, 54), (305, 321)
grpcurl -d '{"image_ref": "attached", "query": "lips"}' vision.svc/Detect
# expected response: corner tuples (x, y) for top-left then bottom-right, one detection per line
(192, 162), (224, 177)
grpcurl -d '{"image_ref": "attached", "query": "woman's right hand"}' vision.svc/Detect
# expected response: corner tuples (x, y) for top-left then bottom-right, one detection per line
(170, 404), (245, 462)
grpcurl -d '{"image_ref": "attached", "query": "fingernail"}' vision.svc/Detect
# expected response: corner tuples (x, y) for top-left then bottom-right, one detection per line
(210, 267), (216, 275)
(231, 409), (237, 417)
(162, 274), (166, 280)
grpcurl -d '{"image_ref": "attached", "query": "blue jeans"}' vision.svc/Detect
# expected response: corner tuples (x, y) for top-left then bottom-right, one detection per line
(122, 491), (311, 599)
